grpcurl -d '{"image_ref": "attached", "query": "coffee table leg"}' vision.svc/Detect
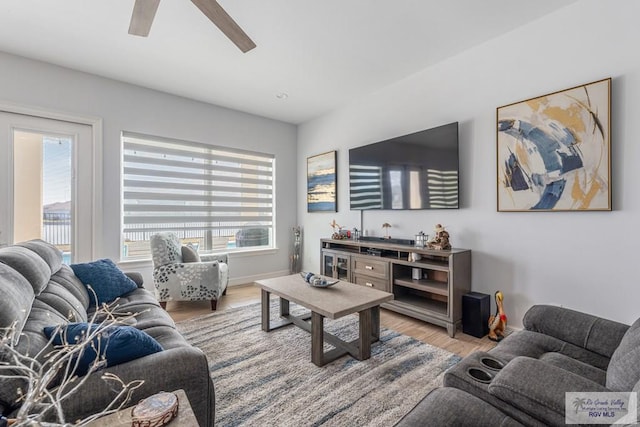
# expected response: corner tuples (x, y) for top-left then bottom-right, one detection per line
(280, 297), (290, 316)
(261, 289), (270, 332)
(358, 308), (372, 360)
(311, 312), (325, 366)
(371, 305), (380, 341)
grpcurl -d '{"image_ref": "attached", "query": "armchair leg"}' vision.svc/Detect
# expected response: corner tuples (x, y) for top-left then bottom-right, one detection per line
(211, 299), (218, 311)
(222, 287), (228, 296)
(160, 301), (167, 310)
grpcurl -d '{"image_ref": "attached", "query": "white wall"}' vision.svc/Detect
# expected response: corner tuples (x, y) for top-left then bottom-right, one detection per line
(13, 131), (43, 243)
(0, 52), (297, 286)
(298, 0), (640, 327)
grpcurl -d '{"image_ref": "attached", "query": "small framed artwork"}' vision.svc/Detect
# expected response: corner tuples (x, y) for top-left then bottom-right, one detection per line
(497, 78), (611, 212)
(307, 150), (337, 212)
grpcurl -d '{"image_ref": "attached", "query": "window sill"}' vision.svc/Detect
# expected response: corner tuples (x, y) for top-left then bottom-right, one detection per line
(117, 258), (152, 270)
(227, 247), (278, 258)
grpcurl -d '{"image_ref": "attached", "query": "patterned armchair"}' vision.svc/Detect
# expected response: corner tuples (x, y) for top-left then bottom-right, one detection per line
(150, 232), (229, 310)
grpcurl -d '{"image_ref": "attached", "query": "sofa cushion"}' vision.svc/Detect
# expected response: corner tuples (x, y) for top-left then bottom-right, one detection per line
(86, 288), (176, 331)
(538, 352), (606, 385)
(51, 264), (91, 311)
(489, 329), (612, 370)
(71, 259), (138, 306)
(16, 239), (63, 275)
(523, 305), (629, 359)
(181, 245), (201, 263)
(43, 323), (163, 376)
(606, 317), (640, 391)
(0, 263), (35, 344)
(36, 280), (88, 324)
(0, 245), (51, 295)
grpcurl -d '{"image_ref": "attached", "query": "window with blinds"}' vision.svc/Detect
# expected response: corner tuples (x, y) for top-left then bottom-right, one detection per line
(121, 132), (274, 259)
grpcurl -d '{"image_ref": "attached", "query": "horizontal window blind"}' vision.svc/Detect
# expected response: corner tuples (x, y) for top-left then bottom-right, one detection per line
(122, 132), (274, 258)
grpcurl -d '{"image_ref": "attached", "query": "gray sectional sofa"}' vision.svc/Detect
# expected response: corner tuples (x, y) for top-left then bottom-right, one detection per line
(0, 240), (214, 426)
(397, 305), (640, 426)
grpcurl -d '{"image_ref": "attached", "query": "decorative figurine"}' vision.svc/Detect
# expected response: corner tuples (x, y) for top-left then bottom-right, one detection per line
(290, 226), (302, 274)
(428, 224), (451, 250)
(330, 219), (347, 240)
(488, 291), (507, 342)
(382, 223), (392, 239)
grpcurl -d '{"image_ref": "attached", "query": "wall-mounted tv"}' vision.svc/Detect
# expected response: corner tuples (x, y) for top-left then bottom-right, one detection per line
(349, 122), (459, 210)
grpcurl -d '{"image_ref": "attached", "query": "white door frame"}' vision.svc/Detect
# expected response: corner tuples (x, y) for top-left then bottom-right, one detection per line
(0, 101), (103, 260)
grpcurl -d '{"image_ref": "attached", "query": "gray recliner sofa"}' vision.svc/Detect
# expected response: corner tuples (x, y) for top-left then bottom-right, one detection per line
(0, 240), (214, 426)
(397, 305), (640, 426)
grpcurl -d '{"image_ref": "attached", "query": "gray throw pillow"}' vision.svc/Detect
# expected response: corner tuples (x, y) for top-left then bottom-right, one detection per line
(606, 318), (640, 391)
(181, 245), (201, 263)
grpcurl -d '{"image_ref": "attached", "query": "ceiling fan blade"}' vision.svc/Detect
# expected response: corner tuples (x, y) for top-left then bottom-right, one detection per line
(129, 0), (161, 37)
(190, 0), (256, 53)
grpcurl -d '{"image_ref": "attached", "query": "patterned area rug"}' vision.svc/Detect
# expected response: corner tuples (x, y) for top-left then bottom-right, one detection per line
(177, 300), (460, 427)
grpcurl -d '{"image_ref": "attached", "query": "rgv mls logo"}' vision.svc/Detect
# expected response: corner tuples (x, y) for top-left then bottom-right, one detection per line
(566, 392), (637, 424)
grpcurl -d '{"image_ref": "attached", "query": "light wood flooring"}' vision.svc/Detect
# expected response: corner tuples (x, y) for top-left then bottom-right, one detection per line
(166, 284), (496, 357)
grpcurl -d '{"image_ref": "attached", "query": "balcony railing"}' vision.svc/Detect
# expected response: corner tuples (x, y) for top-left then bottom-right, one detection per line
(43, 211), (269, 260)
(43, 212), (71, 245)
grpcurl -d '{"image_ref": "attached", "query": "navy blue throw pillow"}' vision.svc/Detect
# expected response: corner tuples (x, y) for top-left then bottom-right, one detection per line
(71, 259), (138, 306)
(43, 323), (163, 376)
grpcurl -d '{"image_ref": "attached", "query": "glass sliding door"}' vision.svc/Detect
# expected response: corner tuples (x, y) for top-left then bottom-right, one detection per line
(0, 112), (94, 262)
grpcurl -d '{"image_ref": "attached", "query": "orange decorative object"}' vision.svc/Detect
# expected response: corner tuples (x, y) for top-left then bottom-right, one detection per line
(488, 291), (507, 342)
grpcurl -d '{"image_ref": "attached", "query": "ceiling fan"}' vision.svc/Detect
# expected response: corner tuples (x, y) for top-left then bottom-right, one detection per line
(128, 0), (256, 53)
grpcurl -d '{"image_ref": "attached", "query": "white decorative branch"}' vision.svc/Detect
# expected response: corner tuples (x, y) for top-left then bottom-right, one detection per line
(1, 288), (148, 426)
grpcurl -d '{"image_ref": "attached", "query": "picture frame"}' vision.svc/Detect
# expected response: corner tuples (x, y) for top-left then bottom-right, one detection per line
(496, 78), (611, 212)
(307, 150), (337, 212)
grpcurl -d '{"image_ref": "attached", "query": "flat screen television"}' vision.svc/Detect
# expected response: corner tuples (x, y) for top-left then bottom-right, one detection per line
(349, 122), (459, 210)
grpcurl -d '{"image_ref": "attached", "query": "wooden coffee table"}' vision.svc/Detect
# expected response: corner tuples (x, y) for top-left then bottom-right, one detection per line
(256, 274), (393, 367)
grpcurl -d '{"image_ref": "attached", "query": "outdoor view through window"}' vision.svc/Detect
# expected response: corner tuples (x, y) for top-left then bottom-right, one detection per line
(121, 132), (274, 260)
(13, 131), (72, 263)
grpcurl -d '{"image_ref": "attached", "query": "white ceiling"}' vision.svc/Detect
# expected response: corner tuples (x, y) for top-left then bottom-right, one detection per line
(0, 0), (576, 124)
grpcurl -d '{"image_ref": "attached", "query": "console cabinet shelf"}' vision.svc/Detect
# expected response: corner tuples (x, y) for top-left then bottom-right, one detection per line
(394, 278), (448, 296)
(320, 238), (471, 337)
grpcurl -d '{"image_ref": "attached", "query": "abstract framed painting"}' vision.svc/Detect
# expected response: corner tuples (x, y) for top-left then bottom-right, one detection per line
(307, 150), (337, 212)
(497, 78), (611, 212)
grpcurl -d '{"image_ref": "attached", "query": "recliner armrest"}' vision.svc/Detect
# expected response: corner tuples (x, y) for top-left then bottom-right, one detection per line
(124, 271), (144, 288)
(177, 261), (221, 273)
(396, 387), (524, 426)
(489, 356), (609, 426)
(523, 305), (629, 358)
(200, 253), (228, 264)
(54, 346), (214, 427)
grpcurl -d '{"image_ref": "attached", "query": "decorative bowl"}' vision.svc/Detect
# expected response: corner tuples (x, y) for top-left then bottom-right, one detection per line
(300, 272), (339, 288)
(131, 391), (179, 427)
(310, 277), (339, 288)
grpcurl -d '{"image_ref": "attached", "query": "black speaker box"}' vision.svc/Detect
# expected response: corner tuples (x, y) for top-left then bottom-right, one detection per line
(462, 292), (490, 338)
